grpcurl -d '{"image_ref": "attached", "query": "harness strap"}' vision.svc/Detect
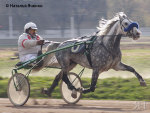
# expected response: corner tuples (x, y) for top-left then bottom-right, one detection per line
(85, 47), (93, 67)
(84, 36), (97, 67)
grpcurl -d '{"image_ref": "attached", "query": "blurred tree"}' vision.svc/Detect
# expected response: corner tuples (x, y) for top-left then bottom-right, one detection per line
(106, 0), (150, 27)
(0, 0), (149, 31)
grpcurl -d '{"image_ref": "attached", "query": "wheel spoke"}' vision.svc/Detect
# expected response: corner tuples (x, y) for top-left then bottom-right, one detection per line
(7, 73), (30, 106)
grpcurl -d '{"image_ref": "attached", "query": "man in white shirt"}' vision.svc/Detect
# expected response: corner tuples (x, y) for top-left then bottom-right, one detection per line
(18, 22), (44, 64)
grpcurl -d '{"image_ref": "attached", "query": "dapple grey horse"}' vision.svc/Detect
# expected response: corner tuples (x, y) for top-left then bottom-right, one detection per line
(42, 12), (146, 97)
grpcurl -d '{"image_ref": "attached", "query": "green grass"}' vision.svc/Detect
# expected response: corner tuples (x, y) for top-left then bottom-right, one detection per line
(1, 49), (150, 78)
(0, 77), (8, 97)
(0, 48), (150, 100)
(0, 77), (150, 101)
(122, 49), (150, 71)
(1, 76), (150, 101)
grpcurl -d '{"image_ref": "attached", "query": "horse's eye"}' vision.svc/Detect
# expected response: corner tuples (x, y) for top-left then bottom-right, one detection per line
(124, 22), (128, 26)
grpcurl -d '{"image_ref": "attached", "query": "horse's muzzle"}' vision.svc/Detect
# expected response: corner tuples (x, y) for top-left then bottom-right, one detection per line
(131, 28), (141, 40)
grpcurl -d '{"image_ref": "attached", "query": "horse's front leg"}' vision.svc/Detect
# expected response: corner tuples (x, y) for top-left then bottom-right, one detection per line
(82, 69), (100, 94)
(114, 62), (146, 86)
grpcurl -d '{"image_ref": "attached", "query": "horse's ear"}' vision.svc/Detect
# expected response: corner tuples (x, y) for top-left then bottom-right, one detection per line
(118, 14), (122, 20)
(118, 12), (126, 21)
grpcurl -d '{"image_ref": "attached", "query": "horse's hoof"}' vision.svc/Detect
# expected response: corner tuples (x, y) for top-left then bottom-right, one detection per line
(140, 81), (147, 87)
(41, 88), (51, 97)
(71, 89), (77, 98)
(82, 88), (91, 94)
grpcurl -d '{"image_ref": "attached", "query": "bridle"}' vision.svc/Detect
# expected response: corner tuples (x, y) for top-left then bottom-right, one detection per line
(119, 17), (139, 37)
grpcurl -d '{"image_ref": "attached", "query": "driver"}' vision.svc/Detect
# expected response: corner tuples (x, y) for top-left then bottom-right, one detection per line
(18, 22), (44, 63)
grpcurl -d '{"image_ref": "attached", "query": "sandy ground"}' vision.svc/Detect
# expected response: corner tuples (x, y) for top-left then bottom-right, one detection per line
(1, 98), (150, 113)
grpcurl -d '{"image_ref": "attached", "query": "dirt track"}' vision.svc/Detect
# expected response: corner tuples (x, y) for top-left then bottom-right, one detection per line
(1, 98), (150, 113)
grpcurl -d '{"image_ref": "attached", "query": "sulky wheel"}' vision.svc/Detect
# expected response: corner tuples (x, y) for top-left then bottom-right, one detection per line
(60, 72), (82, 104)
(7, 73), (30, 106)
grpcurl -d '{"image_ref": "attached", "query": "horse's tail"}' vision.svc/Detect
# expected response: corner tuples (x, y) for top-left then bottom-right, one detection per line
(32, 41), (60, 72)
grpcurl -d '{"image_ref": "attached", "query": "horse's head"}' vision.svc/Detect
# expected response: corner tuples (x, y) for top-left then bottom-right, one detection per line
(118, 12), (141, 40)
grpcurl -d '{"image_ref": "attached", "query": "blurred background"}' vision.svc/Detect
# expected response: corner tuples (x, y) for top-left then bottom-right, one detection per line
(0, 0), (150, 45)
(0, 0), (150, 78)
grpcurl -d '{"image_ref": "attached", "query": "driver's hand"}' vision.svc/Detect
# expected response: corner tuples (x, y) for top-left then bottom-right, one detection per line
(37, 40), (44, 45)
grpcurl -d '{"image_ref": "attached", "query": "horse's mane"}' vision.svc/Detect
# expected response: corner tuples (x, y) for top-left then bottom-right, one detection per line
(97, 12), (125, 36)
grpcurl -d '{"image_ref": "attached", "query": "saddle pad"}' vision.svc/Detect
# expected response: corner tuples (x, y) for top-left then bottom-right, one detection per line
(71, 43), (85, 54)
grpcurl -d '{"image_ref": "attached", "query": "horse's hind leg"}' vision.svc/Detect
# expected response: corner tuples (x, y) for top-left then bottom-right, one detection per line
(42, 70), (63, 97)
(114, 62), (146, 86)
(61, 63), (77, 90)
(62, 71), (76, 90)
(43, 63), (77, 97)
(61, 64), (78, 98)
